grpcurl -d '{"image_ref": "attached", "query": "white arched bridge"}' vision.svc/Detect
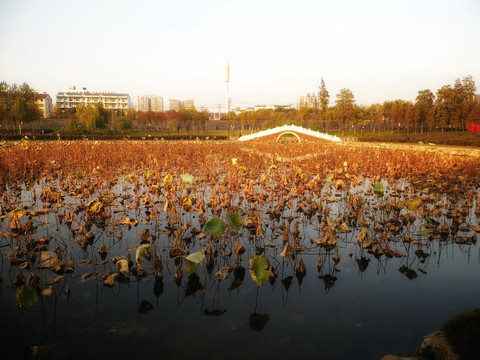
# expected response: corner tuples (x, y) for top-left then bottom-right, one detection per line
(237, 125), (342, 143)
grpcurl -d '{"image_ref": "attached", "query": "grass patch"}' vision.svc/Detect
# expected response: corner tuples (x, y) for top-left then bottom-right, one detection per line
(440, 308), (480, 360)
(351, 130), (480, 147)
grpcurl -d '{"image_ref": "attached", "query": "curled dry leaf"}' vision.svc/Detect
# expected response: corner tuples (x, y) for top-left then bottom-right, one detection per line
(234, 240), (245, 258)
(42, 286), (54, 297)
(116, 259), (130, 274)
(357, 228), (372, 248)
(136, 243), (152, 264)
(332, 252), (340, 265)
(295, 257), (306, 275)
(280, 242), (294, 258)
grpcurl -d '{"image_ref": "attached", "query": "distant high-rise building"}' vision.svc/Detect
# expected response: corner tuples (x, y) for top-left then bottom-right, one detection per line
(169, 99), (181, 111)
(169, 98), (195, 111)
(35, 93), (52, 118)
(183, 99), (195, 110)
(56, 86), (131, 112)
(296, 93), (319, 109)
(138, 95), (163, 112)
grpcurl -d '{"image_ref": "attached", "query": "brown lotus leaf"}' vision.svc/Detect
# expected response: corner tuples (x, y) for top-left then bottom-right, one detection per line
(42, 286), (54, 297)
(81, 272), (95, 281)
(280, 242), (294, 258)
(357, 227), (372, 248)
(337, 222), (351, 233)
(234, 240), (246, 258)
(98, 243), (108, 256)
(454, 235), (477, 245)
(215, 269), (229, 281)
(295, 257), (306, 275)
(104, 273), (119, 287)
(152, 255), (163, 276)
(174, 264), (183, 284)
(332, 252), (340, 265)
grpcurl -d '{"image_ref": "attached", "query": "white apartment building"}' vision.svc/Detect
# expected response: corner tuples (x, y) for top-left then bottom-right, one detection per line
(137, 95), (163, 112)
(296, 93), (319, 109)
(169, 98), (195, 111)
(35, 93), (52, 118)
(169, 99), (181, 111)
(56, 86), (131, 112)
(183, 99), (195, 110)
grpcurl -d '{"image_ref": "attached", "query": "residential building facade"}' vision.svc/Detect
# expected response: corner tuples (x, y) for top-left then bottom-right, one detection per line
(296, 93), (319, 109)
(137, 95), (163, 112)
(169, 99), (181, 111)
(183, 99), (195, 110)
(35, 93), (52, 118)
(56, 86), (131, 112)
(169, 98), (195, 111)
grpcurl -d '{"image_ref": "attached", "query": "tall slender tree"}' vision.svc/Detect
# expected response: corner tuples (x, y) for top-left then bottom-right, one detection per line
(318, 78), (330, 130)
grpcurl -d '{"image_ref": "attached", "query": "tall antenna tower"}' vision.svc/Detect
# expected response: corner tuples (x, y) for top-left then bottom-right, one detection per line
(225, 62), (230, 114)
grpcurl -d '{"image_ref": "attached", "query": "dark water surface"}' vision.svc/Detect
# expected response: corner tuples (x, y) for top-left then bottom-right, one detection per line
(1, 178), (479, 360)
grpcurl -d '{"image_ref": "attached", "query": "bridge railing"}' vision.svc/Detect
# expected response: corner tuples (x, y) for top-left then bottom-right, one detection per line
(237, 124), (342, 142)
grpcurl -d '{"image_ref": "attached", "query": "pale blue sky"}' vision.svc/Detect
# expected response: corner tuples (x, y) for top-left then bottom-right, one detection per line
(1, 0), (479, 111)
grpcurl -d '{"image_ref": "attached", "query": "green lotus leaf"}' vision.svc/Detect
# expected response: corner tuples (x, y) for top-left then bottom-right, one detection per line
(249, 255), (270, 286)
(228, 212), (243, 230)
(203, 217), (226, 237)
(76, 170), (85, 179)
(180, 173), (194, 185)
(374, 182), (384, 197)
(185, 259), (198, 275)
(186, 249), (205, 264)
(405, 196), (422, 211)
(15, 285), (38, 309)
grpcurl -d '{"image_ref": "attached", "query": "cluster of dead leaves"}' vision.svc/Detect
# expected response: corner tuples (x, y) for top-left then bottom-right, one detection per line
(1, 140), (480, 303)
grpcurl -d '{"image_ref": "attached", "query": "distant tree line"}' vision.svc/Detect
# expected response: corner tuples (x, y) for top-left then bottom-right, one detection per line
(0, 81), (42, 131)
(223, 75), (480, 134)
(2, 76), (479, 134)
(51, 104), (209, 134)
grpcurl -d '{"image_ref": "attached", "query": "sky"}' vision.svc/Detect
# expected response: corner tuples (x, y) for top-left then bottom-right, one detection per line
(1, 0), (479, 111)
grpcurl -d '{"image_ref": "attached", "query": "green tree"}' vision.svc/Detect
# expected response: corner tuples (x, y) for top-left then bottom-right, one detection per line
(222, 111), (237, 121)
(49, 105), (64, 119)
(382, 101), (394, 131)
(166, 110), (183, 133)
(94, 103), (109, 129)
(1, 82), (41, 131)
(435, 84), (457, 130)
(111, 113), (133, 131)
(335, 88), (355, 133)
(367, 104), (384, 132)
(0, 81), (13, 127)
(415, 89), (435, 132)
(353, 104), (369, 133)
(455, 75), (476, 129)
(436, 76), (477, 130)
(75, 104), (98, 132)
(64, 117), (86, 135)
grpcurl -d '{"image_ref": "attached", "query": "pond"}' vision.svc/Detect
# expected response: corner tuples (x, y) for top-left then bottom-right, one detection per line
(1, 141), (479, 360)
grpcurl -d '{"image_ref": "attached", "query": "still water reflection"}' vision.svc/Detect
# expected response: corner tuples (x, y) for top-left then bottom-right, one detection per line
(1, 178), (479, 360)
